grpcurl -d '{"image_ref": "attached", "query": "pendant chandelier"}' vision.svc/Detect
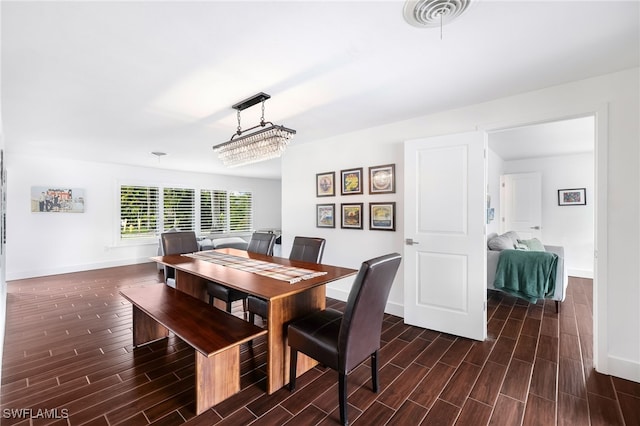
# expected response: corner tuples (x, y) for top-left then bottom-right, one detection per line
(213, 92), (296, 167)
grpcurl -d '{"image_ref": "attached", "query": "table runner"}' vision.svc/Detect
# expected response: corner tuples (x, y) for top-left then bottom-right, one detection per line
(184, 251), (328, 284)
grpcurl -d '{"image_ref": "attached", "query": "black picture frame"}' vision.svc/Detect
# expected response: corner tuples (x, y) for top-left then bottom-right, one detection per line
(316, 171), (335, 197)
(316, 203), (335, 228)
(369, 164), (395, 194)
(369, 202), (396, 231)
(340, 168), (363, 195)
(340, 203), (363, 229)
(558, 188), (586, 206)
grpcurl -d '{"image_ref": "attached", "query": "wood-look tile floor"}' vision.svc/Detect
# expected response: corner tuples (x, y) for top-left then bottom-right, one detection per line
(1, 264), (639, 425)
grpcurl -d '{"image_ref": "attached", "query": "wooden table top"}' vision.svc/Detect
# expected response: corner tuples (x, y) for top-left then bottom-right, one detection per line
(151, 248), (358, 300)
(120, 285), (267, 357)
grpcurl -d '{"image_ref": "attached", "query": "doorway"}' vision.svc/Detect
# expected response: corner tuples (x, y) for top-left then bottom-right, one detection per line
(484, 109), (606, 373)
(487, 116), (595, 278)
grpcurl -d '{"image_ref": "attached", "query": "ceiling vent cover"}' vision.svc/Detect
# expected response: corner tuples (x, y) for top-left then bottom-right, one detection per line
(403, 0), (473, 28)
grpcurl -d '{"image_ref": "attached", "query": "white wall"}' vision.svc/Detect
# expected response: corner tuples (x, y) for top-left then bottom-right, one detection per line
(282, 140), (405, 316)
(503, 154), (594, 277)
(6, 153), (281, 280)
(282, 68), (639, 382)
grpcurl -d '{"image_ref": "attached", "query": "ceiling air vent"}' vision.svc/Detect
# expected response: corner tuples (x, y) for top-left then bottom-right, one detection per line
(403, 0), (474, 28)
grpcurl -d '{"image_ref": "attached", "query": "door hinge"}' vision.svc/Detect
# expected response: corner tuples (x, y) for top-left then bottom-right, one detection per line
(483, 301), (487, 312)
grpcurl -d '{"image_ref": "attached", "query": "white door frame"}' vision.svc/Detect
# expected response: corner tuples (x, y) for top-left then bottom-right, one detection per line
(479, 103), (608, 373)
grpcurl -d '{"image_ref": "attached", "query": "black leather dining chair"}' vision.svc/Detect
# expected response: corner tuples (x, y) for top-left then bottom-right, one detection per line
(287, 253), (401, 426)
(206, 232), (276, 313)
(246, 231), (277, 256)
(160, 231), (200, 288)
(247, 236), (326, 325)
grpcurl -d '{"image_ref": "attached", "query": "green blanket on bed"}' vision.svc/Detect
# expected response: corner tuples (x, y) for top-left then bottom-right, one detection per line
(493, 249), (558, 303)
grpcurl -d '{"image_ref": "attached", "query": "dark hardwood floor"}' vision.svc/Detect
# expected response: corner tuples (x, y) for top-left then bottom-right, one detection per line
(1, 263), (638, 425)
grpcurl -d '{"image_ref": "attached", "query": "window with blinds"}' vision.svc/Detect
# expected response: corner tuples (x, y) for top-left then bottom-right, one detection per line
(120, 185), (160, 239)
(200, 189), (227, 233)
(163, 187), (195, 231)
(229, 191), (253, 232)
(120, 185), (251, 239)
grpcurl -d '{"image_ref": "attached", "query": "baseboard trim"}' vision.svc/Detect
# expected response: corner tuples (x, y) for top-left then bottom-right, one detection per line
(568, 268), (594, 279)
(326, 287), (404, 317)
(600, 355), (640, 383)
(6, 258), (153, 281)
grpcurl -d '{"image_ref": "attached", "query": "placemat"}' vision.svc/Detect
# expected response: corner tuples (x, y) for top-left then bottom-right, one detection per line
(184, 251), (328, 284)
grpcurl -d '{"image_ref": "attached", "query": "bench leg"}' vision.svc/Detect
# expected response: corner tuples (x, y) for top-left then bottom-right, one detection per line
(195, 347), (240, 415)
(132, 305), (168, 347)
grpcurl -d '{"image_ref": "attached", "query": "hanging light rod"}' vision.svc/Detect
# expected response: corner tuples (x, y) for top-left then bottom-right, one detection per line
(213, 92), (296, 167)
(232, 92), (270, 111)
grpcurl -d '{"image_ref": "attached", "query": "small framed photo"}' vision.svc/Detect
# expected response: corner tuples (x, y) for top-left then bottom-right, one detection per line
(370, 202), (396, 231)
(341, 203), (363, 229)
(369, 164), (395, 194)
(316, 172), (335, 197)
(340, 168), (363, 195)
(316, 203), (335, 228)
(558, 188), (586, 206)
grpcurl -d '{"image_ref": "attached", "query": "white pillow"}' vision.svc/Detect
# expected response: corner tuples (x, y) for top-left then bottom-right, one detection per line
(488, 234), (515, 251)
(503, 231), (520, 246)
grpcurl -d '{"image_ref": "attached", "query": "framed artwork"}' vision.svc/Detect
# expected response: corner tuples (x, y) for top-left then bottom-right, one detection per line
(31, 187), (85, 213)
(369, 202), (396, 231)
(316, 171), (335, 197)
(340, 168), (363, 195)
(316, 203), (335, 228)
(341, 203), (363, 229)
(369, 164), (395, 194)
(558, 188), (586, 206)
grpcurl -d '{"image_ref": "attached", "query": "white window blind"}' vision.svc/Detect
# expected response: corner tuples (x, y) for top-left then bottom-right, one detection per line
(120, 185), (251, 239)
(200, 189), (227, 233)
(120, 185), (160, 239)
(200, 189), (253, 234)
(229, 191), (253, 232)
(163, 187), (195, 231)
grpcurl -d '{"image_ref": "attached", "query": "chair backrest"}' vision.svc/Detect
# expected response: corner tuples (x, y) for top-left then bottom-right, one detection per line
(247, 232), (276, 256)
(338, 253), (402, 371)
(160, 231), (199, 282)
(289, 237), (326, 264)
(161, 230), (199, 255)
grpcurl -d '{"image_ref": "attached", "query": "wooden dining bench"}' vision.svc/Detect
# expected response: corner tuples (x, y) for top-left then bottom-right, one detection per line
(119, 285), (267, 415)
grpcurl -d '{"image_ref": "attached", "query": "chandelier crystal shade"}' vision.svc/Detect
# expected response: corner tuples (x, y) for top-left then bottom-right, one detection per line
(213, 92), (296, 167)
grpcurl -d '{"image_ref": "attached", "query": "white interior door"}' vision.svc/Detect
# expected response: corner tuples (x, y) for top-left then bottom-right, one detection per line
(404, 131), (487, 341)
(500, 172), (542, 239)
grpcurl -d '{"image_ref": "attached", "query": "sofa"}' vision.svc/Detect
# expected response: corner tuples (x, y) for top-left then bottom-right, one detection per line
(197, 236), (248, 251)
(487, 231), (568, 308)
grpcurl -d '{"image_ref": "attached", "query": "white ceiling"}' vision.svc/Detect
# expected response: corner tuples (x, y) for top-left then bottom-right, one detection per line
(2, 1), (638, 179)
(489, 115), (595, 161)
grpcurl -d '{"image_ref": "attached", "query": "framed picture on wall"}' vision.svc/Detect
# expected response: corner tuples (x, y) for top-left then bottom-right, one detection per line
(369, 164), (395, 194)
(316, 171), (335, 197)
(30, 187), (85, 213)
(558, 188), (586, 206)
(369, 202), (396, 231)
(316, 203), (335, 228)
(341, 203), (363, 229)
(340, 168), (363, 195)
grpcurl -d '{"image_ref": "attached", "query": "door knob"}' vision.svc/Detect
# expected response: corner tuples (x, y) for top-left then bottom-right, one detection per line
(405, 238), (420, 245)
(530, 226), (541, 230)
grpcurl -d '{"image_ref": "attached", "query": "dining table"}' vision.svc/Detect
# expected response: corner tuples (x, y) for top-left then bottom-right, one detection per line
(151, 247), (358, 394)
